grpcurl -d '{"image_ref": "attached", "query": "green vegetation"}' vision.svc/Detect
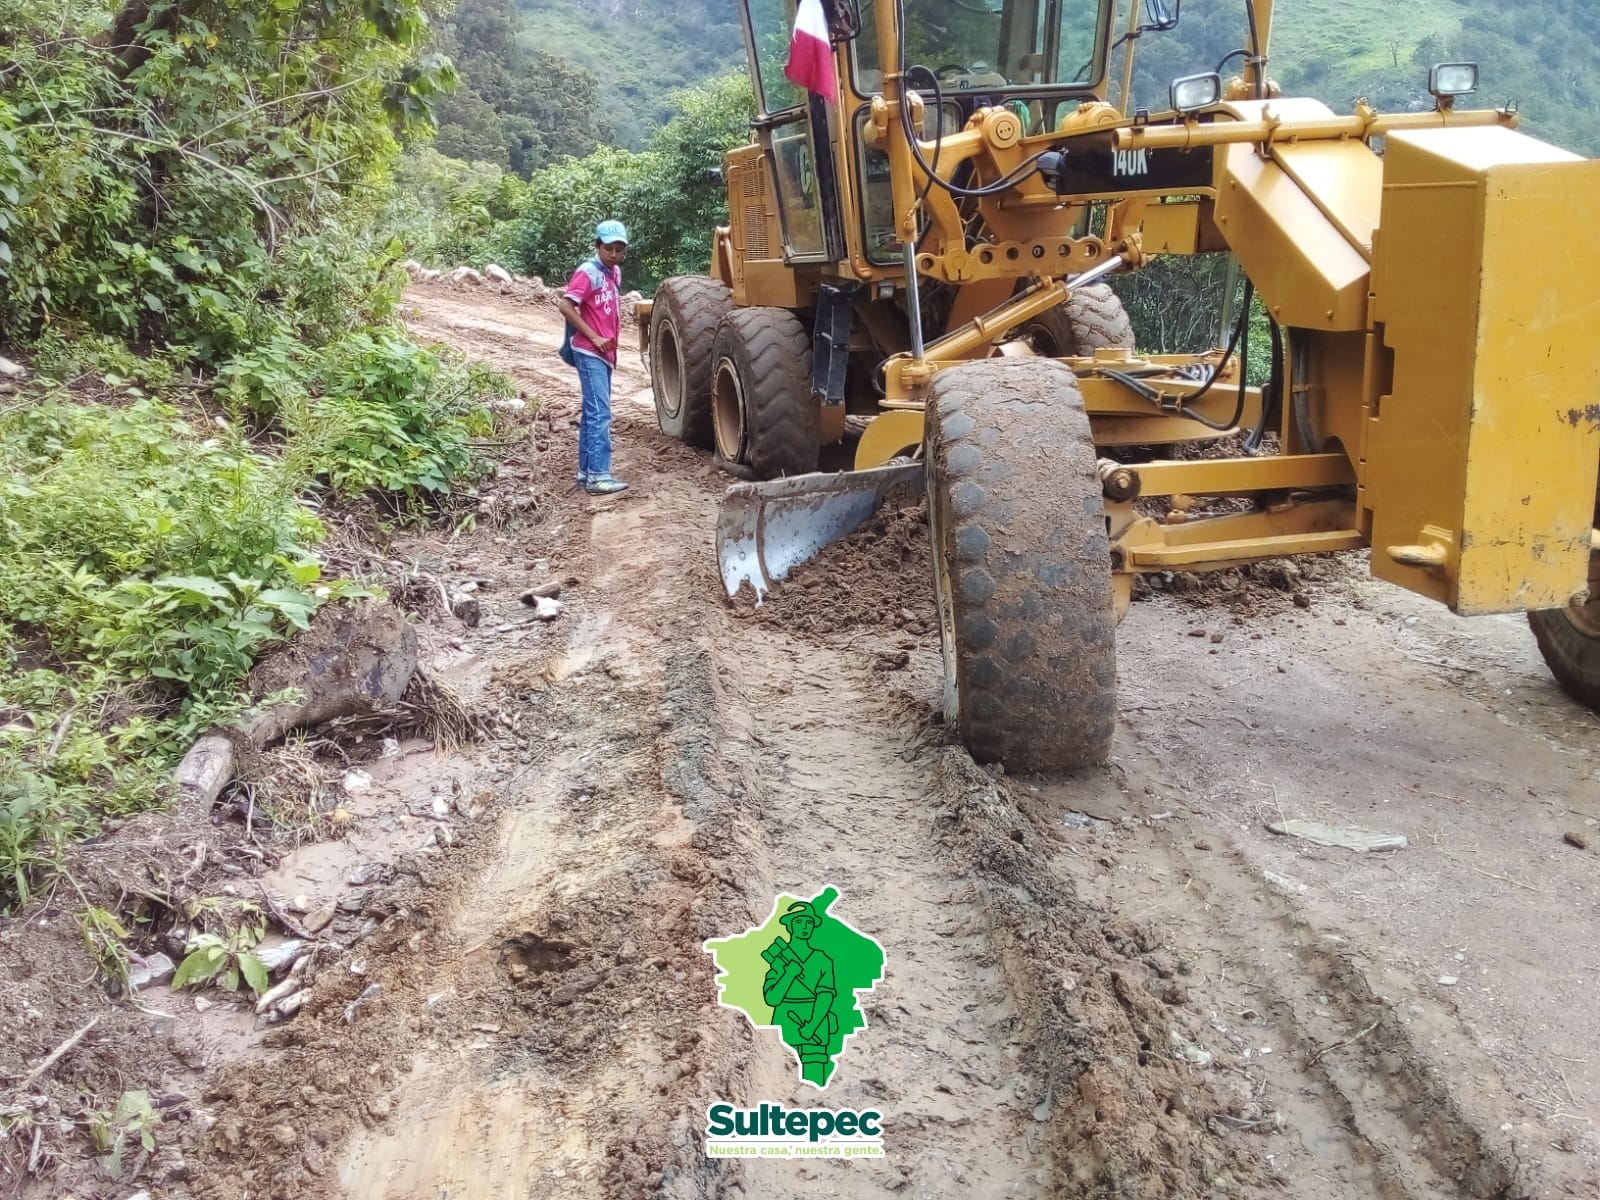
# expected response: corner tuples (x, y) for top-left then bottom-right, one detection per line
(508, 0), (747, 151)
(431, 0), (614, 174)
(397, 72), (756, 292)
(0, 0), (512, 911)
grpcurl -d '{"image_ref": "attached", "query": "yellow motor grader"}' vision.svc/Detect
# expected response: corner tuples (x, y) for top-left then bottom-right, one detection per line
(641, 0), (1600, 772)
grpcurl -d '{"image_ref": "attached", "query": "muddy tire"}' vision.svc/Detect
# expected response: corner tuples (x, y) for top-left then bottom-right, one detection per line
(711, 307), (818, 478)
(925, 359), (1117, 771)
(1014, 284), (1135, 357)
(650, 276), (732, 447)
(1529, 543), (1600, 709)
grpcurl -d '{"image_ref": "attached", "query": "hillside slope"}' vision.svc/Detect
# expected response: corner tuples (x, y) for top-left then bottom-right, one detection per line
(515, 0), (746, 148)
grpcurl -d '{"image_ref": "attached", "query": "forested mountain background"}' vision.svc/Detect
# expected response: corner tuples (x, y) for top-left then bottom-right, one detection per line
(431, 0), (1600, 178)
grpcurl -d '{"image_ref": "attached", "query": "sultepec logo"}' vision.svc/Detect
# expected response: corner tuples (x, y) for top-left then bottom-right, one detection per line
(702, 887), (887, 1159)
(703, 886), (885, 1089)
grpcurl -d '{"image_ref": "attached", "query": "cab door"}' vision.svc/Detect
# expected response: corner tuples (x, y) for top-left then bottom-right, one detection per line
(740, 0), (844, 264)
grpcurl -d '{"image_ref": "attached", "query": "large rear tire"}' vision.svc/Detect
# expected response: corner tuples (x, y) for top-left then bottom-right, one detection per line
(1012, 283), (1134, 358)
(710, 308), (818, 479)
(926, 359), (1117, 772)
(650, 276), (732, 447)
(1529, 542), (1600, 709)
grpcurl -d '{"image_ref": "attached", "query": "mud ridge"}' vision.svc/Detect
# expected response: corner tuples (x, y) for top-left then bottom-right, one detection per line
(930, 750), (1275, 1198)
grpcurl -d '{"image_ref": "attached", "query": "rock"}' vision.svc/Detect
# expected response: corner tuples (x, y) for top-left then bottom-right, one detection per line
(1438, 975), (1459, 986)
(1263, 869), (1308, 897)
(1292, 592), (1312, 609)
(256, 939), (306, 973)
(401, 259), (422, 278)
(435, 824), (456, 848)
(345, 982), (383, 1024)
(241, 600), (419, 747)
(0, 356), (24, 378)
(520, 581), (562, 603)
(484, 263), (513, 284)
(1267, 819), (1407, 853)
(272, 990), (307, 1020)
(346, 863), (388, 887)
(449, 591), (481, 627)
(531, 596), (563, 622)
(450, 266), (485, 285)
(342, 768), (373, 797)
(418, 268), (442, 283)
(380, 738), (400, 759)
(270, 1124), (297, 1148)
(288, 895), (311, 914)
(129, 952), (176, 990)
(1564, 830), (1589, 850)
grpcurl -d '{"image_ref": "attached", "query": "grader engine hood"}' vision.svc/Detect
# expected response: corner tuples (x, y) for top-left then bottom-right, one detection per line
(1211, 103), (1600, 615)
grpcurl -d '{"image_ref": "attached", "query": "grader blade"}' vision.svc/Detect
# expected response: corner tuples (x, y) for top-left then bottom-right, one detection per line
(716, 462), (923, 602)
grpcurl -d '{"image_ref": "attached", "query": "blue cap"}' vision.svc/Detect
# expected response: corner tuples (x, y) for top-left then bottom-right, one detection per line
(595, 220), (629, 245)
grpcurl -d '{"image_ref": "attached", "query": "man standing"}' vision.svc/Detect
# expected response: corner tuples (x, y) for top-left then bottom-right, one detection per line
(556, 220), (630, 495)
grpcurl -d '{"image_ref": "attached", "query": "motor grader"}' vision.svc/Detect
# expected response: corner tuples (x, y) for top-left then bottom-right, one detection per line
(640, 0), (1600, 772)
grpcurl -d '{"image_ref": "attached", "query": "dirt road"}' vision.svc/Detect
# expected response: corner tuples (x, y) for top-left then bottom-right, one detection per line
(182, 283), (1600, 1199)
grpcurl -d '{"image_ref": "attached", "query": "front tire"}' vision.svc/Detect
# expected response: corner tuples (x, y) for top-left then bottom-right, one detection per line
(710, 308), (818, 479)
(926, 359), (1117, 772)
(650, 276), (732, 447)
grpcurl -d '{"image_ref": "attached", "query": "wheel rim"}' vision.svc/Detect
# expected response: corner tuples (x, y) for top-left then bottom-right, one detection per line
(927, 482), (961, 723)
(711, 357), (746, 463)
(654, 317), (685, 420)
(1018, 319), (1062, 357)
(1564, 549), (1600, 639)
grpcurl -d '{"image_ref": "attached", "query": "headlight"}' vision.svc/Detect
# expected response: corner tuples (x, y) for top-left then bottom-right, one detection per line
(1170, 72), (1221, 114)
(1428, 62), (1479, 99)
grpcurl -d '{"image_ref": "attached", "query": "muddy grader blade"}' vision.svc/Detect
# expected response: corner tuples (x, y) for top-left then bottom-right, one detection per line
(716, 462), (924, 602)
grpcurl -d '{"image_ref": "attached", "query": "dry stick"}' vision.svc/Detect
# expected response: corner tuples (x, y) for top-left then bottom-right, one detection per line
(18, 1016), (101, 1089)
(1468, 864), (1545, 894)
(1305, 1015), (1384, 1068)
(42, 709), (74, 767)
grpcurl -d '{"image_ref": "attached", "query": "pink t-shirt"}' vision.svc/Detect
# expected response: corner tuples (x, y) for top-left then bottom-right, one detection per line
(562, 259), (622, 367)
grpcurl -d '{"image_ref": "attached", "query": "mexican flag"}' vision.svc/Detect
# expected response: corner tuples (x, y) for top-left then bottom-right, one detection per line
(784, 0), (837, 103)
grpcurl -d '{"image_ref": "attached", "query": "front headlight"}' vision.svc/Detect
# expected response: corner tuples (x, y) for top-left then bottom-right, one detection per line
(1170, 72), (1221, 114)
(1428, 62), (1480, 99)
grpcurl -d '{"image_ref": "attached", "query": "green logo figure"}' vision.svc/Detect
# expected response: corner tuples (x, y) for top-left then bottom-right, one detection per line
(704, 887), (885, 1089)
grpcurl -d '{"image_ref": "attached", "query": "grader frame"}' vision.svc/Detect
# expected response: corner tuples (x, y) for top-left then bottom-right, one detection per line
(642, 0), (1600, 771)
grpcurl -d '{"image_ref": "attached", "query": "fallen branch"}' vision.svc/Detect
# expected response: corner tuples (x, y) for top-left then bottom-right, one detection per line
(257, 883), (313, 940)
(1305, 1015), (1383, 1068)
(18, 1016), (101, 1089)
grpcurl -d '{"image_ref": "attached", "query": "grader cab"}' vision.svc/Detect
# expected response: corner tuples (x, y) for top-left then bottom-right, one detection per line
(642, 0), (1600, 772)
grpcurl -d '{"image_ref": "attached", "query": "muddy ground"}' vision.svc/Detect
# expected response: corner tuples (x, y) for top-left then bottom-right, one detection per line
(4, 280), (1600, 1200)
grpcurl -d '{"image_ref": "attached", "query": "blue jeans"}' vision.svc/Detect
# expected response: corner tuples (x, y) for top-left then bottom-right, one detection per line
(573, 352), (614, 484)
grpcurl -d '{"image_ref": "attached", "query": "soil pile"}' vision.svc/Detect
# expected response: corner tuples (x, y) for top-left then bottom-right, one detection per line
(730, 489), (936, 635)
